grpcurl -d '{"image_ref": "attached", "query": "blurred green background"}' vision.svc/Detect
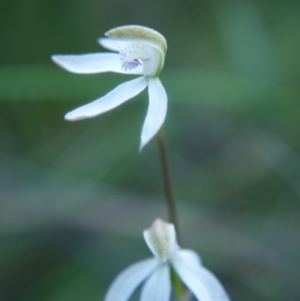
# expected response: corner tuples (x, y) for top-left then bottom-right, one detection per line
(1, 0), (300, 300)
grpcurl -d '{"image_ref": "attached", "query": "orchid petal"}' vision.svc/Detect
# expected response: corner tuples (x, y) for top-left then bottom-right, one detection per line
(65, 76), (148, 121)
(194, 267), (231, 301)
(104, 258), (159, 301)
(173, 259), (213, 301)
(98, 37), (129, 52)
(177, 249), (202, 267)
(177, 250), (230, 300)
(141, 264), (171, 301)
(139, 77), (167, 151)
(51, 53), (143, 75)
(143, 219), (178, 261)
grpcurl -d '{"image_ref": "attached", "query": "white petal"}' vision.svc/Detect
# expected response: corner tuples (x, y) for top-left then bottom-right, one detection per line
(177, 249), (202, 267)
(65, 76), (148, 121)
(195, 267), (231, 301)
(51, 53), (143, 75)
(172, 259), (213, 301)
(178, 249), (229, 301)
(139, 77), (167, 151)
(177, 250), (230, 301)
(104, 258), (160, 301)
(143, 219), (178, 261)
(98, 37), (129, 52)
(140, 264), (171, 301)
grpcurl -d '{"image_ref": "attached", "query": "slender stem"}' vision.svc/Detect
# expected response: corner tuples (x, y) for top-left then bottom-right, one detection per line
(156, 129), (180, 243)
(156, 130), (186, 300)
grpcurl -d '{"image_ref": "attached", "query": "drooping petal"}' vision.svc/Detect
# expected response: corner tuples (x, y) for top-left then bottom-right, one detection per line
(139, 78), (167, 151)
(140, 264), (171, 301)
(177, 250), (230, 300)
(51, 53), (143, 75)
(143, 219), (178, 261)
(104, 258), (160, 301)
(65, 76), (148, 121)
(172, 259), (213, 301)
(98, 37), (129, 52)
(194, 267), (231, 301)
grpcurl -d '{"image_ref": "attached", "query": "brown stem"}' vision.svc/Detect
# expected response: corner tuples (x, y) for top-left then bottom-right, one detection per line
(156, 129), (180, 243)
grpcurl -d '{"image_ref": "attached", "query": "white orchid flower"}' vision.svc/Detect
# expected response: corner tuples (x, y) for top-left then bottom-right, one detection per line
(104, 219), (230, 301)
(51, 25), (168, 151)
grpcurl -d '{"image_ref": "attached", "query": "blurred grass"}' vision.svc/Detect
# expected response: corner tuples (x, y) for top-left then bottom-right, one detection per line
(1, 0), (300, 301)
(0, 65), (293, 112)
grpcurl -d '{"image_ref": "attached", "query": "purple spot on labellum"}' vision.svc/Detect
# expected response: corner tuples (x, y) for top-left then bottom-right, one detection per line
(122, 59), (140, 70)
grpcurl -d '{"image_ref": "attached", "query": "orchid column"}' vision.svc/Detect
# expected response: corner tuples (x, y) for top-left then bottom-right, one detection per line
(52, 25), (178, 233)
